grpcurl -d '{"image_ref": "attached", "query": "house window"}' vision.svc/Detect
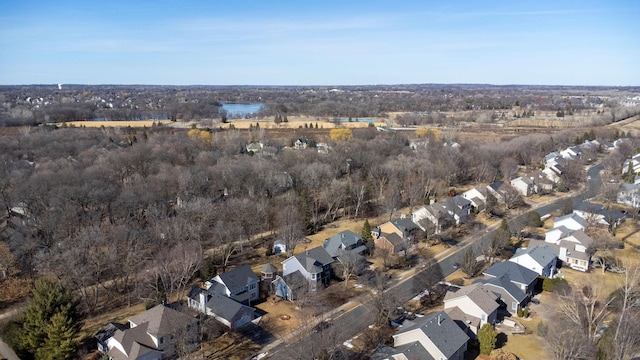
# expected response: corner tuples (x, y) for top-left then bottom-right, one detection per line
(311, 274), (316, 280)
(512, 302), (518, 311)
(249, 283), (256, 290)
(481, 314), (486, 321)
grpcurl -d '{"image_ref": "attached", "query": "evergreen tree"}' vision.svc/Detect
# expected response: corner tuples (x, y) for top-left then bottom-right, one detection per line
(478, 323), (497, 355)
(361, 219), (373, 242)
(625, 162), (636, 183)
(20, 278), (78, 358)
(35, 312), (77, 360)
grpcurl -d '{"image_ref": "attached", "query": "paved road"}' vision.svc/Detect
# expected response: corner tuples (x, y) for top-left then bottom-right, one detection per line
(259, 164), (604, 360)
(0, 337), (20, 360)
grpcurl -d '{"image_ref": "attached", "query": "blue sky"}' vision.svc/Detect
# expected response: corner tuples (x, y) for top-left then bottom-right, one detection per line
(1, 1), (638, 86)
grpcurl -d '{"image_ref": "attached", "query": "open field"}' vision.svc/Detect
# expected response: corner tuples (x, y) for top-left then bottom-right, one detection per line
(56, 120), (173, 127)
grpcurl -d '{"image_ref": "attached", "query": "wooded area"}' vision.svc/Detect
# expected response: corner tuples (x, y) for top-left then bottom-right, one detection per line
(1, 85), (640, 359)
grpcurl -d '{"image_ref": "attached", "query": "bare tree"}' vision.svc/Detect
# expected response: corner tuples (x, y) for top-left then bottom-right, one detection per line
(336, 249), (365, 287)
(277, 199), (305, 256)
(500, 157), (519, 181)
(548, 323), (594, 360)
(558, 283), (614, 342)
(460, 246), (480, 277)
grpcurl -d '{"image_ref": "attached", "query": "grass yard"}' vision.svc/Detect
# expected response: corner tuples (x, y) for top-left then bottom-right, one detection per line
(499, 316), (551, 360)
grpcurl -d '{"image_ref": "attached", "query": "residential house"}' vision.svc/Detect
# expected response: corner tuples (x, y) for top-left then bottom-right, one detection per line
(99, 304), (198, 360)
(271, 271), (307, 301)
(389, 311), (469, 360)
(551, 213), (587, 232)
(443, 306), (481, 339)
(294, 138), (313, 150)
(486, 181), (509, 204)
(412, 203), (455, 234)
(462, 186), (488, 211)
(245, 142), (263, 154)
(573, 201), (626, 229)
(510, 176), (537, 197)
(374, 232), (406, 255)
(539, 228), (594, 272)
(526, 170), (556, 192)
(509, 244), (558, 278)
(441, 195), (472, 225)
(323, 230), (367, 258)
(408, 138), (429, 151)
(475, 274), (528, 315)
(281, 246), (334, 291)
(618, 183), (640, 208)
(375, 217), (421, 243)
(206, 264), (260, 305)
(483, 261), (538, 295)
(96, 322), (128, 355)
(560, 146), (582, 160)
(316, 142), (330, 154)
(443, 284), (499, 328)
(186, 288), (255, 329)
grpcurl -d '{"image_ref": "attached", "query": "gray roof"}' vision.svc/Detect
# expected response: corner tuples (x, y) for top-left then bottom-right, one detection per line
(205, 293), (254, 324)
(323, 230), (364, 257)
(444, 284), (499, 315)
(554, 213), (587, 229)
(379, 232), (404, 247)
(512, 244), (557, 267)
(293, 246), (334, 274)
(483, 261), (538, 287)
(95, 322), (128, 344)
(109, 322), (161, 360)
(128, 304), (197, 338)
(261, 263), (278, 274)
(216, 264), (259, 293)
(370, 343), (432, 360)
(478, 273), (527, 304)
(391, 218), (420, 235)
(573, 201), (626, 224)
(444, 306), (481, 330)
(397, 310), (469, 359)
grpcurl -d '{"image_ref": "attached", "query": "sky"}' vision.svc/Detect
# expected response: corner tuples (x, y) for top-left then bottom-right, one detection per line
(0, 1), (638, 86)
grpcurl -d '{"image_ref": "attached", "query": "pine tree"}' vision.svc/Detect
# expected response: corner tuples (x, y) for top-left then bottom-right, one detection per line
(35, 312), (77, 360)
(478, 323), (497, 355)
(361, 219), (373, 243)
(20, 278), (78, 357)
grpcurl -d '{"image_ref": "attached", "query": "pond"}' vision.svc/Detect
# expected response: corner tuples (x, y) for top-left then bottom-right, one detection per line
(220, 103), (265, 118)
(338, 118), (376, 123)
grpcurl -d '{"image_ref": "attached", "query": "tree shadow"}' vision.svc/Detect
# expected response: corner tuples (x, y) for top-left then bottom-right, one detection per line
(496, 332), (508, 348)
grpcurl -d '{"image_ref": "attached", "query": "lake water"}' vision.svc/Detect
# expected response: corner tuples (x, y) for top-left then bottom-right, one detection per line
(339, 118), (376, 123)
(221, 103), (264, 117)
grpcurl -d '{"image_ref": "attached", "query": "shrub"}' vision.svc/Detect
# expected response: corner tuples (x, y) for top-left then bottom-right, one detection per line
(478, 323), (496, 355)
(539, 276), (570, 293)
(523, 307), (529, 318)
(517, 306), (524, 318)
(537, 321), (548, 337)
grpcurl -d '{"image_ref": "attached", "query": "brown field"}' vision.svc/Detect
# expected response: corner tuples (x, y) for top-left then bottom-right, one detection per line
(57, 120), (173, 128)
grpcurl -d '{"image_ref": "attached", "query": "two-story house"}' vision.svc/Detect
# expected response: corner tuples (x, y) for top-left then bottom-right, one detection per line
(98, 304), (198, 360)
(206, 264), (260, 305)
(282, 246), (334, 291)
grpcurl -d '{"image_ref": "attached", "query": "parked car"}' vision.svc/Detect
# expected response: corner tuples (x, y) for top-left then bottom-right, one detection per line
(312, 321), (332, 333)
